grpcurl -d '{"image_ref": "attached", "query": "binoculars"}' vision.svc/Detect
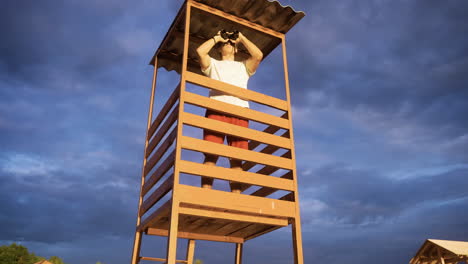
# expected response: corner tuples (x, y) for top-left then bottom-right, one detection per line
(220, 29), (239, 41)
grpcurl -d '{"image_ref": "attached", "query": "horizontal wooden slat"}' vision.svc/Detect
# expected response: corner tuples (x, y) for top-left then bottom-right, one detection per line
(142, 150), (175, 196)
(179, 206), (288, 226)
(139, 256), (187, 263)
(180, 136), (293, 170)
(178, 161), (294, 191)
(185, 71), (288, 111)
(148, 84), (180, 139)
(147, 228), (244, 243)
(181, 112), (291, 150)
(244, 130), (290, 171)
(250, 171), (294, 198)
(144, 128), (177, 176)
(138, 200), (172, 232)
(184, 92), (289, 129)
(140, 175), (174, 217)
(244, 225), (283, 241)
(249, 113), (289, 150)
(146, 104), (179, 159)
(241, 151), (292, 192)
(177, 185), (295, 218)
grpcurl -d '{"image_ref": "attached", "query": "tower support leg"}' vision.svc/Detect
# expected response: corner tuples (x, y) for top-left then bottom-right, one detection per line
(291, 217), (304, 264)
(165, 202), (180, 264)
(235, 243), (243, 264)
(186, 239), (196, 264)
(131, 231), (143, 264)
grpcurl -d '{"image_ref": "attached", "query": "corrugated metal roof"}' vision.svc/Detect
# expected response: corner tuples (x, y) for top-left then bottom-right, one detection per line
(151, 0), (305, 74)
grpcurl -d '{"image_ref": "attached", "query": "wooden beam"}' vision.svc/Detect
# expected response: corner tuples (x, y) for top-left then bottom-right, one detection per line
(147, 228), (244, 243)
(190, 1), (284, 39)
(185, 240), (195, 264)
(244, 225), (283, 241)
(147, 84), (180, 141)
(184, 91), (290, 129)
(235, 243), (243, 264)
(138, 200), (172, 232)
(177, 185), (296, 218)
(243, 130), (290, 171)
(146, 104), (179, 158)
(179, 205), (289, 226)
(248, 113), (289, 151)
(241, 151), (292, 192)
(140, 175), (174, 217)
(181, 136), (293, 169)
(142, 150), (175, 196)
(185, 71), (288, 111)
(281, 35), (304, 264)
(181, 112), (290, 149)
(437, 247), (446, 264)
(179, 161), (294, 191)
(140, 256), (187, 263)
(250, 172), (294, 198)
(145, 127), (177, 176)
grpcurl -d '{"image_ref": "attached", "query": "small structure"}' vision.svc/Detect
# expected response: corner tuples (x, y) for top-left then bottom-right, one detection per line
(130, 0), (305, 263)
(410, 239), (468, 264)
(34, 260), (53, 264)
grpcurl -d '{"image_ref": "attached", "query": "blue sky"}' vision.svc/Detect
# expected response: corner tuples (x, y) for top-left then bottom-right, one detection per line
(1, 0), (468, 263)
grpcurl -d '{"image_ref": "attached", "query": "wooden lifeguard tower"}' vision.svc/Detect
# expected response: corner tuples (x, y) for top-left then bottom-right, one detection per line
(130, 0), (305, 263)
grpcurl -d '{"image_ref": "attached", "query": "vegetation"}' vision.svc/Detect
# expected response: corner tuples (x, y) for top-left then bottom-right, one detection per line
(0, 243), (66, 264)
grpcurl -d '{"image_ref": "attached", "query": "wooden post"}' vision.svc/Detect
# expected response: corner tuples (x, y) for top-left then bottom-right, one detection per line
(437, 247), (446, 264)
(131, 57), (159, 264)
(166, 1), (192, 263)
(281, 35), (304, 264)
(186, 239), (196, 264)
(235, 243), (243, 264)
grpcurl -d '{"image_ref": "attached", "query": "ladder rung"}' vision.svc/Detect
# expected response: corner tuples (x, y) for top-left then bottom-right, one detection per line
(140, 256), (188, 263)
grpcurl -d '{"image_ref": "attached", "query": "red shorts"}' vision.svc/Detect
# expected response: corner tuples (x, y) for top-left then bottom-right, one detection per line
(203, 110), (249, 150)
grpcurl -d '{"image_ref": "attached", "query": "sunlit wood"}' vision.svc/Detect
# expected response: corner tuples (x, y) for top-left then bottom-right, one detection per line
(184, 92), (290, 129)
(185, 71), (288, 111)
(181, 136), (293, 169)
(178, 160), (294, 191)
(132, 0), (304, 263)
(181, 112), (291, 149)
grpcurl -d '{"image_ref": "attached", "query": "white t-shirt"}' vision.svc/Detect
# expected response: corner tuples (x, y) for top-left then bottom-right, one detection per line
(201, 57), (254, 108)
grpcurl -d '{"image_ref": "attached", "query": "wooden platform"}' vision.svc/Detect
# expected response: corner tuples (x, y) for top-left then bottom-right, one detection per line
(137, 185), (293, 243)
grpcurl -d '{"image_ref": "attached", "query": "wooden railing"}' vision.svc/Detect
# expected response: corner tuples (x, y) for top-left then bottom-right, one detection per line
(137, 72), (297, 232)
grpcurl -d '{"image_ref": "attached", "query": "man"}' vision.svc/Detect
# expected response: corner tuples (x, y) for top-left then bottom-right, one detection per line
(196, 30), (263, 193)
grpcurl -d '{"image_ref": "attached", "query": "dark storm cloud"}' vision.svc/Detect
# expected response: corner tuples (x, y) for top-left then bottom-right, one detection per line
(0, 1), (130, 89)
(300, 164), (468, 226)
(288, 0), (468, 137)
(1, 0), (467, 264)
(0, 163), (137, 243)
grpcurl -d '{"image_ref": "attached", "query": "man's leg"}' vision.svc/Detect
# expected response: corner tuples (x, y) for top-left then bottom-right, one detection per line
(202, 110), (225, 189)
(202, 154), (218, 189)
(227, 117), (249, 193)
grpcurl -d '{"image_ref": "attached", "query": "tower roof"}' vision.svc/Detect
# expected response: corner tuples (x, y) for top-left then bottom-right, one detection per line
(150, 0), (305, 74)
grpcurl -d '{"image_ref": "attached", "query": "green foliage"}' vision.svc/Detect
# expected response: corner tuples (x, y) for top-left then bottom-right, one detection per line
(96, 262), (104, 264)
(0, 243), (42, 264)
(194, 259), (203, 264)
(48, 256), (65, 264)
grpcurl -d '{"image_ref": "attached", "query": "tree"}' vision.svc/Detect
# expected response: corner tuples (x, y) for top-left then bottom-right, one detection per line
(0, 243), (42, 264)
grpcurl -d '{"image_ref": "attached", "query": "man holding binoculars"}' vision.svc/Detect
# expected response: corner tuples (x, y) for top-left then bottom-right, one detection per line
(196, 30), (263, 193)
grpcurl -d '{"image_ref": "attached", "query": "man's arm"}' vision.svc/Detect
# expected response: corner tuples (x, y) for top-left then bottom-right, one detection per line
(238, 32), (263, 74)
(196, 32), (224, 71)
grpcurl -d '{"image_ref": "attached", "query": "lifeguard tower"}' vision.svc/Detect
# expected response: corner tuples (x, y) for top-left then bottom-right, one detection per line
(130, 0), (305, 263)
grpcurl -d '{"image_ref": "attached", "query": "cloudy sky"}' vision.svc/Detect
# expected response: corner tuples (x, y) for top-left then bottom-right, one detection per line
(1, 0), (468, 263)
